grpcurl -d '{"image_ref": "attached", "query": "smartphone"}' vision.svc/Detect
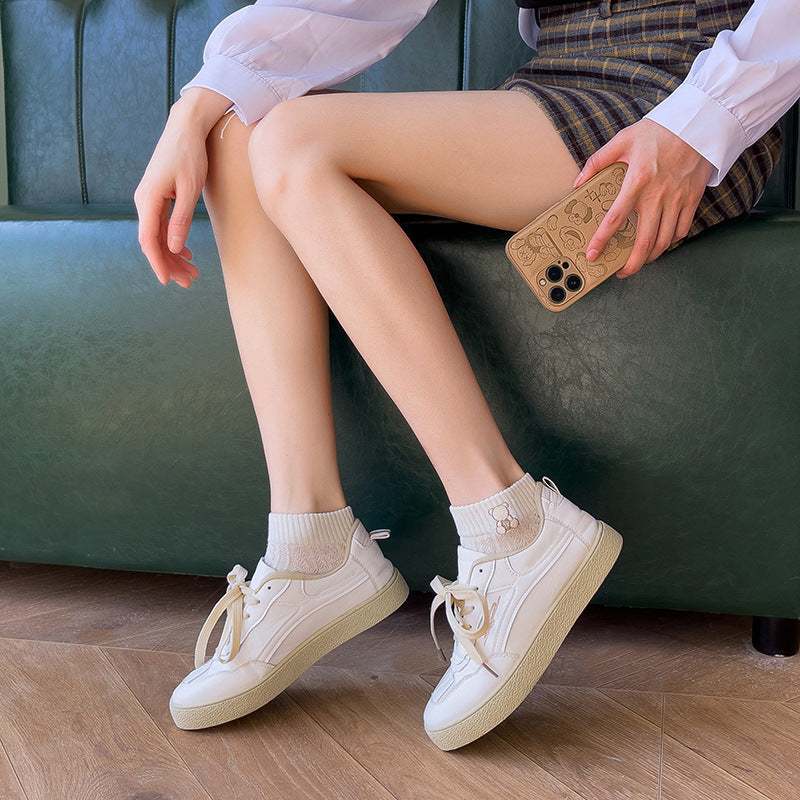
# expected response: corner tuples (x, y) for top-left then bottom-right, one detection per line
(505, 162), (638, 312)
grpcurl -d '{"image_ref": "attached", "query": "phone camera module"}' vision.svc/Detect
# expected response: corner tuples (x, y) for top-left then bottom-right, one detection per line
(565, 274), (583, 292)
(549, 286), (567, 304)
(546, 265), (563, 283)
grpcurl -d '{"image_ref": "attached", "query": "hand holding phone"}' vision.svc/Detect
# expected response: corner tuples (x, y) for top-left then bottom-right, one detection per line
(505, 163), (638, 312)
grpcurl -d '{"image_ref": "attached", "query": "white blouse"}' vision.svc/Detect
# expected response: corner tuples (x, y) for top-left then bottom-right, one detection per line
(181, 0), (800, 187)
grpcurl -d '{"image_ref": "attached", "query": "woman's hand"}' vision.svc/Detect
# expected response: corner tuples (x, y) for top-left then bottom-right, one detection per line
(574, 118), (715, 277)
(134, 88), (232, 288)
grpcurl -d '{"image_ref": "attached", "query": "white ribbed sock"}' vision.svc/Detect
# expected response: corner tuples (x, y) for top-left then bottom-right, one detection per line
(450, 473), (542, 555)
(265, 505), (356, 575)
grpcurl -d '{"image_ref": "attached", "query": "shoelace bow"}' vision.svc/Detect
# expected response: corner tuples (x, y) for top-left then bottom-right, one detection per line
(429, 576), (498, 678)
(427, 478), (563, 680)
(194, 565), (261, 669)
(192, 529), (393, 670)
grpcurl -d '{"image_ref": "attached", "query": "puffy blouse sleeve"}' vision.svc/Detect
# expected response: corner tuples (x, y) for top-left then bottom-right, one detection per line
(644, 0), (800, 186)
(180, 0), (439, 126)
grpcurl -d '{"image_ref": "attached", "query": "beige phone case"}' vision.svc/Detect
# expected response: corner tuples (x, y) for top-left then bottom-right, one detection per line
(505, 162), (637, 312)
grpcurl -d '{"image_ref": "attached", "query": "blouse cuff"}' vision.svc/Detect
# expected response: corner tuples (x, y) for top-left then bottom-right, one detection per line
(644, 81), (749, 187)
(180, 54), (283, 126)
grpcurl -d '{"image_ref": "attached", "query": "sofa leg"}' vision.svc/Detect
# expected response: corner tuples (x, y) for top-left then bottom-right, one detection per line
(751, 616), (800, 656)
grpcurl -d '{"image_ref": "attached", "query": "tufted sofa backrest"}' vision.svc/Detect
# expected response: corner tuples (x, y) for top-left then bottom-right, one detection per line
(0, 10), (6, 205)
(0, 0), (795, 208)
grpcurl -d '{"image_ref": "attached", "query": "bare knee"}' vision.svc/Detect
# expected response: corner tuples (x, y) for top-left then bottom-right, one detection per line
(247, 97), (342, 221)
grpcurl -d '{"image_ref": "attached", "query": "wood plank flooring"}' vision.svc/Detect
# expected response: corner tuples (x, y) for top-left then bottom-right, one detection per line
(0, 559), (797, 800)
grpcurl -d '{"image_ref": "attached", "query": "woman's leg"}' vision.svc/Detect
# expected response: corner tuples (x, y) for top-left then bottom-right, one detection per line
(203, 109), (345, 514)
(240, 91), (623, 753)
(174, 90), (617, 741)
(246, 89), (581, 505)
(172, 106), (414, 732)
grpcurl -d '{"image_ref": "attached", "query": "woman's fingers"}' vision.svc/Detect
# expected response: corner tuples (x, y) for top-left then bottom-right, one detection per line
(135, 189), (172, 285)
(673, 205), (695, 243)
(135, 103), (212, 289)
(167, 243), (200, 286)
(182, 257), (200, 280)
(573, 136), (642, 267)
(571, 119), (714, 278)
(616, 201), (661, 278)
(134, 187), (200, 288)
(158, 200), (181, 285)
(650, 200), (684, 262)
(165, 189), (201, 286)
(172, 270), (193, 290)
(618, 195), (689, 275)
(585, 170), (639, 262)
(574, 132), (626, 187)
(578, 131), (641, 264)
(167, 182), (200, 254)
(167, 250), (199, 288)
(163, 247), (200, 287)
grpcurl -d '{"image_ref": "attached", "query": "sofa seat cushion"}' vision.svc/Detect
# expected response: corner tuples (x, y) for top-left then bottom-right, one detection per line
(1, 210), (798, 616)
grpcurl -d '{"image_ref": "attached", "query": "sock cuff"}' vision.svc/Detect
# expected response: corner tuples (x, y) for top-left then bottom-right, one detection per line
(267, 505), (356, 547)
(450, 473), (539, 535)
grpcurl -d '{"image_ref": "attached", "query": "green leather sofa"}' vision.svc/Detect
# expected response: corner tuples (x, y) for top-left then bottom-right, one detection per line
(1, 1), (798, 654)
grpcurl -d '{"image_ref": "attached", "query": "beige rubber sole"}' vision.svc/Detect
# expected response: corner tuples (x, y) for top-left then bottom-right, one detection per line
(170, 568), (409, 730)
(426, 522), (623, 751)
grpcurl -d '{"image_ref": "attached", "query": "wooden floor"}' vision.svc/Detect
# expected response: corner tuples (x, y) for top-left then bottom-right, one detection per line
(0, 560), (798, 800)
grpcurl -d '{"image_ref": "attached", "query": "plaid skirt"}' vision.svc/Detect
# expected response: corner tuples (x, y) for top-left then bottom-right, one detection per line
(496, 0), (783, 243)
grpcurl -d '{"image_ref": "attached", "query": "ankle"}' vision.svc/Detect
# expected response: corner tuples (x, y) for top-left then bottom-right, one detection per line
(265, 505), (356, 574)
(268, 483), (347, 515)
(442, 456), (525, 507)
(450, 472), (542, 556)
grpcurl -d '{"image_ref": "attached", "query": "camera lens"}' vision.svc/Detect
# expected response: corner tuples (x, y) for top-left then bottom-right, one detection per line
(565, 274), (583, 292)
(546, 265), (563, 283)
(549, 286), (567, 304)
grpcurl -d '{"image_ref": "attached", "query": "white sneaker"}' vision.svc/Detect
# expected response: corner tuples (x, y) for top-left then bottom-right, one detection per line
(170, 520), (408, 730)
(424, 478), (622, 750)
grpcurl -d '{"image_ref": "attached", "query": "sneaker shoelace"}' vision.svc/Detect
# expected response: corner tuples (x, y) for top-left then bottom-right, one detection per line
(429, 576), (498, 678)
(428, 477), (562, 681)
(192, 528), (393, 670)
(193, 564), (261, 669)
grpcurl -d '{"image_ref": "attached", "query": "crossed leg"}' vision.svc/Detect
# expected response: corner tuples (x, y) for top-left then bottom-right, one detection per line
(203, 88), (580, 510)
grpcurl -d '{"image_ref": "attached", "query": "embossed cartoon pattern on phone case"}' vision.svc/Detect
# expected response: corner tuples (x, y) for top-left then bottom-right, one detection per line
(505, 163), (637, 312)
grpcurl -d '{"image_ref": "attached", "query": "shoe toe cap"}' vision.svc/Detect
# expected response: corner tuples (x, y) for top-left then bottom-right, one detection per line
(170, 658), (273, 709)
(424, 662), (497, 732)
